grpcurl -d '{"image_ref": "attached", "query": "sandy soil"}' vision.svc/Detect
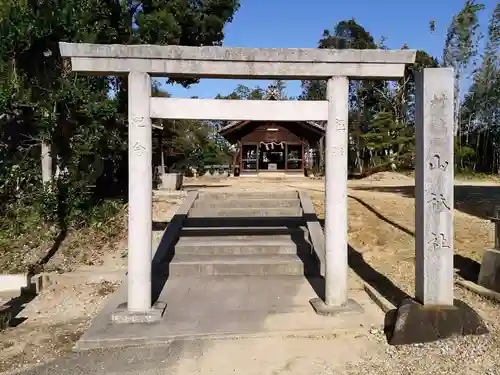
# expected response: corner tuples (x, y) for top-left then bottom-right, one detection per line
(2, 173), (500, 374)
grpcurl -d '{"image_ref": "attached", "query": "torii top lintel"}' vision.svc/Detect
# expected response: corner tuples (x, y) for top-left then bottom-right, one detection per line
(59, 42), (416, 80)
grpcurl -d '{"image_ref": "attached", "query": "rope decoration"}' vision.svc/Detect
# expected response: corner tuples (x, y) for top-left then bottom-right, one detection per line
(259, 141), (284, 151)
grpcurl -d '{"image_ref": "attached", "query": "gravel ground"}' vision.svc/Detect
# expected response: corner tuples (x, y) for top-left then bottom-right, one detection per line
(0, 281), (120, 374)
(296, 173), (500, 375)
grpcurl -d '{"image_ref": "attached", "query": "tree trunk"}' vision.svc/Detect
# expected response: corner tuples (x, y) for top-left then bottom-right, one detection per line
(41, 142), (53, 187)
(232, 142), (241, 175)
(160, 132), (165, 177)
(355, 145), (363, 174)
(319, 136), (325, 175)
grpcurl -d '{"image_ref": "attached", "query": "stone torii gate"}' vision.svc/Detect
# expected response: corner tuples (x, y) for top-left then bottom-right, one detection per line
(59, 42), (486, 343)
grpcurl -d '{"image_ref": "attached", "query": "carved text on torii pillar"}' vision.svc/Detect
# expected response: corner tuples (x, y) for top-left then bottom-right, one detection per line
(330, 146), (346, 156)
(131, 116), (145, 127)
(336, 119), (346, 131)
(132, 142), (146, 156)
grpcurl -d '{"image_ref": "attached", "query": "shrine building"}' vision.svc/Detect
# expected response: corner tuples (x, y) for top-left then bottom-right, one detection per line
(219, 120), (325, 177)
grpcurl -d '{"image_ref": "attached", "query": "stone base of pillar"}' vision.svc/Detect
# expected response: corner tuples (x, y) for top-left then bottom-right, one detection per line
(111, 301), (167, 324)
(387, 298), (488, 345)
(478, 249), (500, 293)
(309, 297), (364, 316)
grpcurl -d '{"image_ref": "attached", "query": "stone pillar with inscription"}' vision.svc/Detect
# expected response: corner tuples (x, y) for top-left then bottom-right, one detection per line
(388, 68), (488, 345)
(415, 68), (455, 306)
(126, 71), (153, 313)
(310, 76), (363, 316)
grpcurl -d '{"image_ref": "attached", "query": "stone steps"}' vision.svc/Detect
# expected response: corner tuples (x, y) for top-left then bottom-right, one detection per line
(168, 254), (317, 276)
(192, 198), (300, 209)
(183, 217), (304, 228)
(188, 206), (303, 218)
(179, 226), (307, 239)
(175, 238), (303, 255)
(170, 190), (317, 277)
(198, 191), (298, 200)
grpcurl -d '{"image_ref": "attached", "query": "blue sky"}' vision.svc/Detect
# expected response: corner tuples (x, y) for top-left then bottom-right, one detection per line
(160, 0), (497, 99)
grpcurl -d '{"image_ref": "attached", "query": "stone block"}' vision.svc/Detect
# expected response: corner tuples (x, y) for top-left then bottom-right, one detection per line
(111, 301), (167, 324)
(0, 274), (29, 292)
(363, 283), (395, 313)
(160, 173), (183, 191)
(309, 298), (364, 316)
(478, 249), (500, 292)
(387, 298), (488, 345)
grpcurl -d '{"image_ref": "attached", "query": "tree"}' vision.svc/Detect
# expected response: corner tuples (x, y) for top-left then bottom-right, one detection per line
(460, 3), (499, 172)
(442, 0), (485, 135)
(267, 80), (288, 100)
(0, 0), (240, 228)
(301, 20), (390, 174)
(216, 84), (265, 100)
(360, 111), (414, 169)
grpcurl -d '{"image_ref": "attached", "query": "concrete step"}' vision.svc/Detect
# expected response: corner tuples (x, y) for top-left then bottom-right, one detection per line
(179, 226), (308, 240)
(192, 198), (300, 209)
(168, 254), (318, 276)
(183, 217), (304, 228)
(188, 206), (303, 218)
(198, 191), (298, 200)
(175, 239), (304, 255)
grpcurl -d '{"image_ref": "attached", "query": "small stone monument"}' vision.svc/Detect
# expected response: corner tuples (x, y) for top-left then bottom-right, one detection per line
(477, 205), (500, 292)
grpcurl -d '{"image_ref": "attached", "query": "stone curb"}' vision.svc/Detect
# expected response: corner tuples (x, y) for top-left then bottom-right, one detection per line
(0, 274), (29, 293)
(456, 279), (500, 303)
(298, 191), (325, 277)
(363, 283), (396, 313)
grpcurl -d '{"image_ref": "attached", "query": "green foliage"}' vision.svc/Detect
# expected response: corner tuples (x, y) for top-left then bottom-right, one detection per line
(216, 84), (265, 100)
(0, 0), (240, 262)
(443, 0), (486, 133)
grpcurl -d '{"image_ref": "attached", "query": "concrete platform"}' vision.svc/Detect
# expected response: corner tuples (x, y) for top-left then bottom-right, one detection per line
(75, 275), (383, 350)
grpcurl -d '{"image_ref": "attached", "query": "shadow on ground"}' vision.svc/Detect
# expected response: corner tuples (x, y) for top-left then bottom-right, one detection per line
(0, 288), (36, 328)
(315, 215), (409, 307)
(348, 244), (411, 308)
(348, 192), (484, 282)
(183, 184), (231, 189)
(1, 230), (67, 330)
(352, 184), (500, 220)
(152, 221), (169, 231)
